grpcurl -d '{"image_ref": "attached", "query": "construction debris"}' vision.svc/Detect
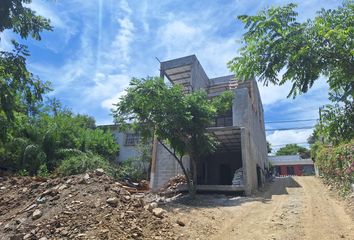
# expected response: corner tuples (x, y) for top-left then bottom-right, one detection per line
(0, 170), (174, 239)
(232, 168), (244, 186)
(161, 174), (187, 192)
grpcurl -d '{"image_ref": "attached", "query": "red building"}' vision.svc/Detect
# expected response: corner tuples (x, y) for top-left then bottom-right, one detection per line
(268, 155), (315, 176)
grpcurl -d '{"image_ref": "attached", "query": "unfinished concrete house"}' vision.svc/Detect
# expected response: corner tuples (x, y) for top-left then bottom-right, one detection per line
(150, 55), (268, 195)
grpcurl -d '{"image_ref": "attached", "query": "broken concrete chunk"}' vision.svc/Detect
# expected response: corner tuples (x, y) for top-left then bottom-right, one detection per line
(106, 197), (118, 207)
(32, 209), (43, 220)
(58, 184), (68, 191)
(147, 202), (158, 211)
(95, 168), (105, 176)
(83, 173), (90, 180)
(152, 208), (166, 218)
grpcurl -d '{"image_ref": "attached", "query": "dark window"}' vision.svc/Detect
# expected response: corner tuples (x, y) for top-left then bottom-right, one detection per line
(124, 133), (139, 146)
(214, 109), (232, 127)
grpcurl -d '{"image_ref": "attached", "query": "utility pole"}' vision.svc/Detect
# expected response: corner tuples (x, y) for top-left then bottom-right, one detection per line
(319, 106), (324, 144)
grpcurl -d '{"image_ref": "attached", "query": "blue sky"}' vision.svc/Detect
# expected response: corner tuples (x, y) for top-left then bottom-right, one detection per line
(0, 0), (342, 152)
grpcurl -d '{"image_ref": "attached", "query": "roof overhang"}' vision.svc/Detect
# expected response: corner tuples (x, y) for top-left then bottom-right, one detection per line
(207, 126), (242, 152)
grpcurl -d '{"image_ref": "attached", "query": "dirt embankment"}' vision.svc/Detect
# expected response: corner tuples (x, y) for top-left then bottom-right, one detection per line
(0, 171), (174, 240)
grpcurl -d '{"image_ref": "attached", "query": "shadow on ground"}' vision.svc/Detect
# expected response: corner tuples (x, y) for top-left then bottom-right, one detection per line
(164, 177), (302, 211)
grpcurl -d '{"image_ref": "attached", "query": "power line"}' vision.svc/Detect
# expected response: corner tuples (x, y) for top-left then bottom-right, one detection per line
(265, 126), (315, 131)
(265, 118), (318, 124)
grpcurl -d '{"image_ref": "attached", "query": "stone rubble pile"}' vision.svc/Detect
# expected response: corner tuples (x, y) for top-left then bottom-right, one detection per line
(161, 175), (187, 192)
(0, 169), (176, 240)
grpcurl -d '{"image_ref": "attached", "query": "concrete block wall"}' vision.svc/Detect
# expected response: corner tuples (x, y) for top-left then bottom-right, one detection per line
(233, 81), (268, 193)
(150, 141), (190, 191)
(191, 58), (209, 90)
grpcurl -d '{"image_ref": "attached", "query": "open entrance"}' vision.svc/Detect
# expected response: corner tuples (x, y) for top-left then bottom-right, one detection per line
(196, 126), (244, 190)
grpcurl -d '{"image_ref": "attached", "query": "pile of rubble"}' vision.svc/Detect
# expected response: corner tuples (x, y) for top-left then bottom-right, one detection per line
(0, 169), (175, 240)
(161, 175), (187, 192)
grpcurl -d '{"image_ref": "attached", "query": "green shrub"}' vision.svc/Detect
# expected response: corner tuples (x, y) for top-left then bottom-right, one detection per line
(17, 169), (29, 176)
(37, 164), (50, 177)
(57, 153), (111, 176)
(315, 140), (354, 195)
(114, 159), (147, 182)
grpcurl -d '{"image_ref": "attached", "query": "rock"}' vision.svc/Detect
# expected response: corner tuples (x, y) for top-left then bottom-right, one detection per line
(147, 202), (158, 211)
(61, 230), (69, 236)
(176, 219), (185, 227)
(84, 173), (90, 180)
(58, 184), (68, 191)
(0, 186), (6, 190)
(95, 168), (105, 176)
(36, 197), (46, 204)
(119, 188), (131, 195)
(4, 222), (13, 231)
(41, 189), (58, 197)
(152, 208), (165, 218)
(25, 204), (37, 212)
(39, 237), (48, 240)
(106, 197), (118, 207)
(23, 233), (32, 239)
(32, 209), (43, 220)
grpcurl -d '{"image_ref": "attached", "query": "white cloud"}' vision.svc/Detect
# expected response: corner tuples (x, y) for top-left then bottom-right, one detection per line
(267, 129), (313, 151)
(258, 82), (293, 105)
(101, 90), (127, 110)
(111, 17), (135, 64)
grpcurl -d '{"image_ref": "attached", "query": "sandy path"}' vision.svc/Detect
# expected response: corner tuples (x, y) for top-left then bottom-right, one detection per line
(168, 176), (354, 240)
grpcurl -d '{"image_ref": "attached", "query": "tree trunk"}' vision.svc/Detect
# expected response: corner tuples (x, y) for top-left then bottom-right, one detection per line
(157, 139), (195, 197)
(189, 154), (197, 198)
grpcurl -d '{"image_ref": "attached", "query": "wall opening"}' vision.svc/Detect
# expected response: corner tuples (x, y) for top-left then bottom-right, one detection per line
(197, 150), (242, 185)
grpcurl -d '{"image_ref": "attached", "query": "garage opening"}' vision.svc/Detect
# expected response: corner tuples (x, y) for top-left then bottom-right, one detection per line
(197, 126), (243, 188)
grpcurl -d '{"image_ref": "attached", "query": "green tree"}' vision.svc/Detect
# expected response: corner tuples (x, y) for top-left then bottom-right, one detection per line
(228, 1), (353, 101)
(0, 104), (119, 175)
(113, 77), (233, 196)
(0, 0), (52, 140)
(276, 144), (309, 156)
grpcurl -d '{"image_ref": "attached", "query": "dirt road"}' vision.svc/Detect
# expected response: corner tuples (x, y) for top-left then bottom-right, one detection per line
(167, 176), (354, 240)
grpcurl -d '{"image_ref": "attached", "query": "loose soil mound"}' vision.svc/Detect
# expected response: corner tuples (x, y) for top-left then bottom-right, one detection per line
(0, 171), (174, 240)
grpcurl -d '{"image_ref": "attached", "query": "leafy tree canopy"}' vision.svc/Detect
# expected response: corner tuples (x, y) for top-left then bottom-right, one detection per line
(0, 0), (52, 122)
(276, 144), (309, 156)
(228, 1), (354, 101)
(0, 101), (119, 175)
(113, 77), (233, 195)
